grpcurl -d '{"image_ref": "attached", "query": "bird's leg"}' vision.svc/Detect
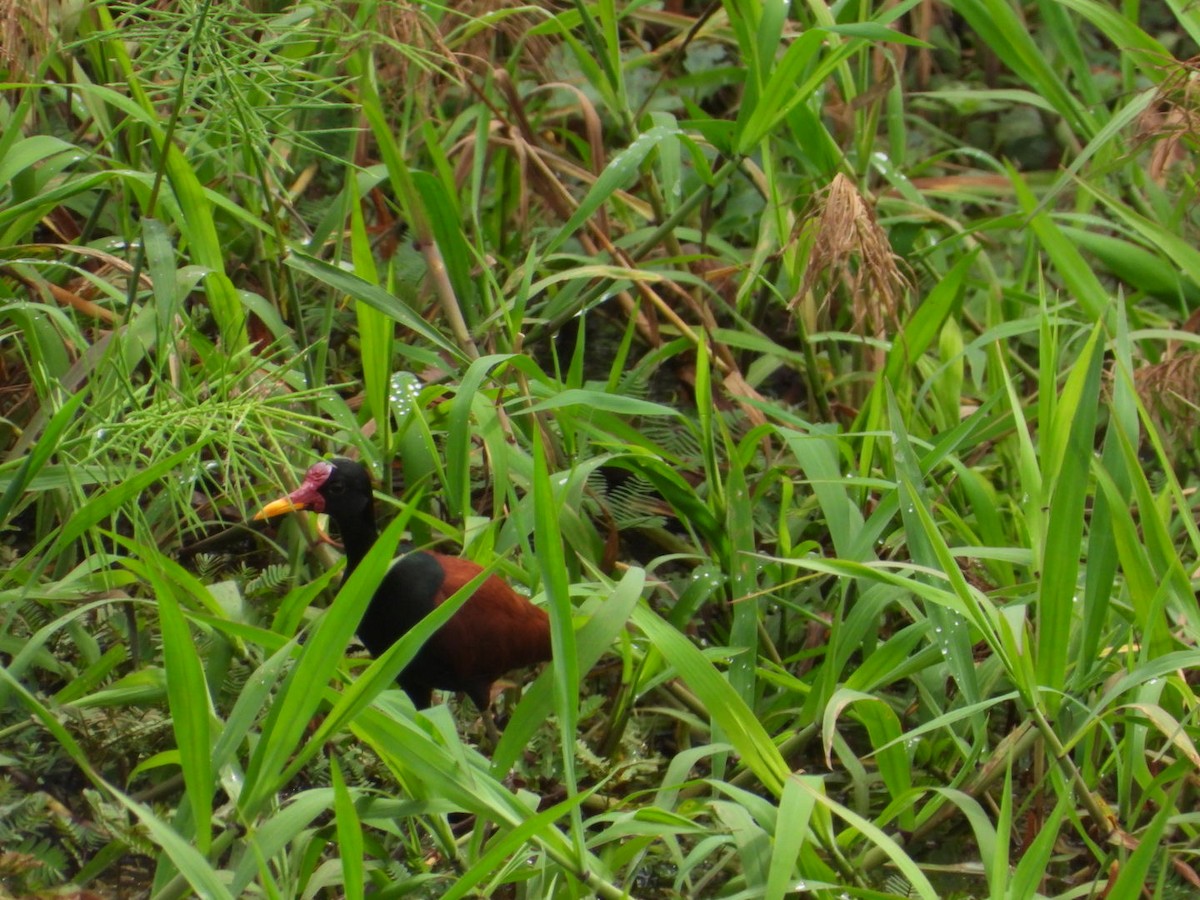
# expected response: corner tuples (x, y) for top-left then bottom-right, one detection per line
(481, 707), (501, 746)
(469, 686), (503, 748)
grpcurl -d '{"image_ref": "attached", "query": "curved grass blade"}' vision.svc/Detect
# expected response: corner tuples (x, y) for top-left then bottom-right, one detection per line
(284, 250), (466, 362)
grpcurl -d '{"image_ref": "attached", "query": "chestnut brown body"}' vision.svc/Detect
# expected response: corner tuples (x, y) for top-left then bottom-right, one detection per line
(362, 550), (551, 711)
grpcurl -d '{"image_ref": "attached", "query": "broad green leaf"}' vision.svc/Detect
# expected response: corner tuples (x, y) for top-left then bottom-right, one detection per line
(348, 173), (394, 458)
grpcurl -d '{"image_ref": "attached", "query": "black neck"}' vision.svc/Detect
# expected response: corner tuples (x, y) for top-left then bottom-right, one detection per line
(333, 507), (379, 577)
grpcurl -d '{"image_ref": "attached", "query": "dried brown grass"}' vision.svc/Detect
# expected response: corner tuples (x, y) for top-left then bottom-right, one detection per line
(793, 173), (909, 371)
(1133, 352), (1200, 437)
(0, 0), (52, 80)
(1134, 55), (1200, 185)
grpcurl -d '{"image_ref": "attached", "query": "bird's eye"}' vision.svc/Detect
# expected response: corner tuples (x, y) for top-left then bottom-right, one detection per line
(326, 479), (345, 495)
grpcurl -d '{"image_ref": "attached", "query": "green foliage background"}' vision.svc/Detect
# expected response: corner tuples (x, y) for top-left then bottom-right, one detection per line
(2, 0), (1200, 896)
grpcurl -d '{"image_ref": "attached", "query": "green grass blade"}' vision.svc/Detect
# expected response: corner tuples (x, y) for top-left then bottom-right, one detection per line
(725, 429), (758, 706)
(1011, 169), (1110, 325)
(445, 354), (512, 518)
(348, 173), (394, 457)
(532, 427), (584, 851)
(885, 388), (982, 708)
(764, 775), (819, 900)
(149, 569), (214, 855)
(47, 445), (202, 559)
(1007, 796), (1067, 900)
(284, 250), (466, 361)
(413, 169), (476, 318)
(632, 604), (788, 796)
(492, 566), (644, 775)
(776, 427), (865, 561)
(822, 689), (913, 831)
(331, 756), (364, 900)
(883, 251), (975, 384)
(547, 124), (680, 255)
(0, 387), (89, 528)
(798, 778), (938, 900)
(437, 790), (594, 900)
(1036, 323), (1103, 704)
(945, 0), (1092, 136)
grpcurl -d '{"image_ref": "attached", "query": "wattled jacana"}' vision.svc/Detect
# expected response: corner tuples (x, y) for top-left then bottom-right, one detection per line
(255, 458), (551, 730)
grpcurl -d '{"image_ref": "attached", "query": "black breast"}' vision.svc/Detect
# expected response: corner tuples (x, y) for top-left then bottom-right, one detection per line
(355, 550), (446, 661)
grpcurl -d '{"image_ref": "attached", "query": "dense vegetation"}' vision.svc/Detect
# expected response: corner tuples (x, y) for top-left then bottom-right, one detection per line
(2, 0), (1200, 896)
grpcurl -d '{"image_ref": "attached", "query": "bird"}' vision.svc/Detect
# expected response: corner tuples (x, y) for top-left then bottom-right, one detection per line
(255, 457), (551, 735)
